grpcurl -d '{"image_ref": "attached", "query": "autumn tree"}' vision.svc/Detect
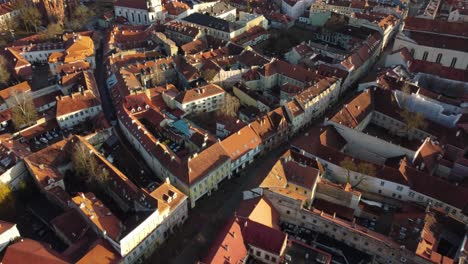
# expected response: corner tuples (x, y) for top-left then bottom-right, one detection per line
(66, 5), (94, 30)
(0, 16), (18, 32)
(340, 157), (376, 188)
(72, 143), (109, 184)
(39, 22), (63, 41)
(0, 56), (10, 85)
(340, 157), (356, 186)
(0, 182), (15, 219)
(399, 109), (427, 139)
(218, 93), (240, 118)
(152, 69), (167, 86)
(17, 5), (42, 32)
(8, 89), (38, 130)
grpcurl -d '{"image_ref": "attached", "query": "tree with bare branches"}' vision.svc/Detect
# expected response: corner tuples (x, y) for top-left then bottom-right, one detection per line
(400, 109), (427, 139)
(72, 143), (109, 184)
(14, 1), (42, 33)
(66, 5), (94, 30)
(39, 22), (63, 41)
(8, 89), (38, 130)
(0, 56), (10, 85)
(218, 93), (240, 118)
(152, 69), (167, 86)
(340, 157), (376, 188)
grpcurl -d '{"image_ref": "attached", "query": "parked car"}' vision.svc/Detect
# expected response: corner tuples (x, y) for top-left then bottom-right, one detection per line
(39, 137), (48, 144)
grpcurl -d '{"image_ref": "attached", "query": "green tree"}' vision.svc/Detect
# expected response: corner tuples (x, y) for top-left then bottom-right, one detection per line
(0, 55), (10, 85)
(8, 89), (38, 130)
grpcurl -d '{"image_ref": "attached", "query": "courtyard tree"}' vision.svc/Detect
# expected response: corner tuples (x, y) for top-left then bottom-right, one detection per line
(72, 142), (109, 184)
(39, 22), (64, 40)
(340, 157), (376, 188)
(0, 182), (15, 219)
(67, 5), (94, 30)
(8, 89), (38, 130)
(399, 109), (427, 139)
(16, 4), (42, 32)
(0, 55), (10, 85)
(218, 93), (240, 118)
(152, 69), (167, 86)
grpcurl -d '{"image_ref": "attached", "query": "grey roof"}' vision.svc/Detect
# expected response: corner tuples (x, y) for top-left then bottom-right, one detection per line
(198, 2), (236, 16)
(182, 13), (242, 33)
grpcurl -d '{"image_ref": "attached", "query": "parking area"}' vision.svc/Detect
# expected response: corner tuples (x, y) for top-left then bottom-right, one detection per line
(25, 126), (71, 152)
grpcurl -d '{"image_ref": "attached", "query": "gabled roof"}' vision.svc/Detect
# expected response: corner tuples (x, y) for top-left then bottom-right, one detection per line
(404, 16), (468, 37)
(243, 219), (287, 254)
(330, 89), (373, 128)
(174, 84), (225, 104)
(220, 125), (261, 161)
(2, 239), (70, 264)
(0, 82), (31, 102)
(203, 217), (248, 264)
(261, 150), (321, 190)
(76, 239), (121, 264)
(187, 142), (230, 185)
(237, 197), (281, 230)
(56, 90), (100, 117)
(114, 0), (147, 9)
(72, 192), (123, 241)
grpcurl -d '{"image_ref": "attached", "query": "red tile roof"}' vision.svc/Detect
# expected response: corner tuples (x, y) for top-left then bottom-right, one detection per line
(404, 16), (468, 37)
(203, 217), (248, 264)
(175, 84), (225, 104)
(114, 0), (147, 9)
(243, 219), (287, 255)
(72, 192), (123, 241)
(0, 220), (15, 235)
(220, 125), (261, 161)
(236, 197), (281, 230)
(56, 90), (100, 117)
(2, 239), (70, 264)
(330, 89), (373, 128)
(76, 239), (121, 264)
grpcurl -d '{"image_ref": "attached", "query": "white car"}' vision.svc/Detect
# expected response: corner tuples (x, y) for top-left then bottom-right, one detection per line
(39, 137), (48, 144)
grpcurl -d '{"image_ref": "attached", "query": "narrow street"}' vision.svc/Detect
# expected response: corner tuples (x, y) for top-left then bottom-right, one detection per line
(90, 22), (386, 264)
(95, 33), (116, 121)
(147, 146), (287, 263)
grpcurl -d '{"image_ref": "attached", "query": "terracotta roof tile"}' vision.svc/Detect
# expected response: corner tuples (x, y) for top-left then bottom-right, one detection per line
(2, 239), (70, 264)
(76, 239), (121, 264)
(220, 125), (261, 161)
(72, 192), (123, 241)
(56, 90), (100, 117)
